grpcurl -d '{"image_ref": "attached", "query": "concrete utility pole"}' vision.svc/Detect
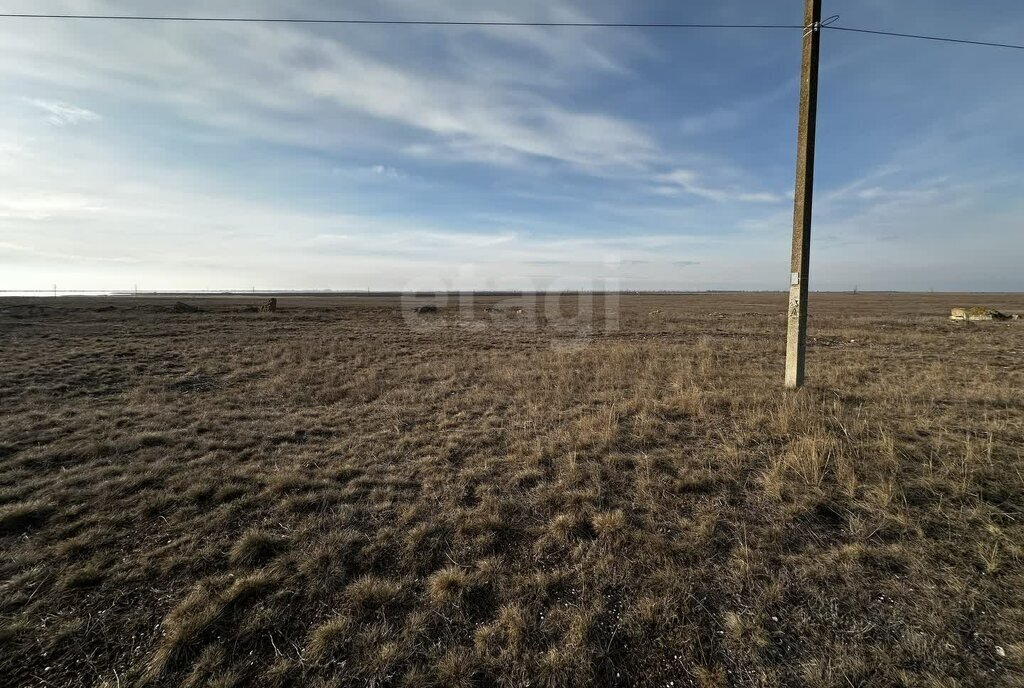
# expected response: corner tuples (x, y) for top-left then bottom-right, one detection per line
(785, 0), (822, 389)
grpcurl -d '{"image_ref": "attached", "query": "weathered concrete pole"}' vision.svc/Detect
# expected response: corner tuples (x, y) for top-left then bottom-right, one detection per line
(785, 0), (822, 389)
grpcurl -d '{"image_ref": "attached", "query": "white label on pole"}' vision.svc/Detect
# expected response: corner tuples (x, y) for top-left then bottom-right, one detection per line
(791, 272), (800, 286)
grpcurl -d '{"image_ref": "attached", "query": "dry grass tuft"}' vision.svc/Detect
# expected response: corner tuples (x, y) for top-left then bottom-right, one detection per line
(144, 572), (278, 682)
(228, 530), (289, 567)
(426, 566), (475, 605)
(345, 575), (406, 615)
(0, 499), (54, 534)
(591, 509), (626, 537)
(306, 615), (353, 661)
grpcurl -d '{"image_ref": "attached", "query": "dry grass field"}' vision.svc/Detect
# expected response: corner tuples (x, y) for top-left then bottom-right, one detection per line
(1, 292), (1023, 688)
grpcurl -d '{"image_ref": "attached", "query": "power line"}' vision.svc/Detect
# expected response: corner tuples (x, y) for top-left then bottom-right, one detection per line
(824, 25), (1024, 51)
(0, 14), (801, 30)
(2, 12), (1021, 51)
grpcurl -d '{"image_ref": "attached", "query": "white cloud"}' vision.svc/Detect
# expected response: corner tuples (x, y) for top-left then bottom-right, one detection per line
(656, 169), (783, 203)
(371, 165), (404, 179)
(22, 98), (100, 126)
(0, 192), (106, 220)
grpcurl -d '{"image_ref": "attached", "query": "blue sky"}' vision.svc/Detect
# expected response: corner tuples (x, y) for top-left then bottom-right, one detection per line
(1, 0), (1022, 291)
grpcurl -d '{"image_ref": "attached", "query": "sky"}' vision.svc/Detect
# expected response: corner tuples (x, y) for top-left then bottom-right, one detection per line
(1, 0), (1022, 292)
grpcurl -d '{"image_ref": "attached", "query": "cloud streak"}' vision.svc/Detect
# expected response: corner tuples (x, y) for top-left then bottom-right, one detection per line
(22, 98), (100, 126)
(654, 169), (783, 204)
(0, 3), (657, 171)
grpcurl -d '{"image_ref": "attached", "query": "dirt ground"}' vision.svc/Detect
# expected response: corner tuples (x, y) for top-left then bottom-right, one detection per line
(1, 292), (1022, 687)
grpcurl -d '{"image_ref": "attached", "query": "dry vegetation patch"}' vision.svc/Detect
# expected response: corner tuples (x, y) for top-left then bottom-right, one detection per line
(0, 293), (1022, 687)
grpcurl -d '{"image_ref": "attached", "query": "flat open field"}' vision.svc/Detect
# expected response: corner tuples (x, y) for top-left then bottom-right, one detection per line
(1, 293), (1023, 687)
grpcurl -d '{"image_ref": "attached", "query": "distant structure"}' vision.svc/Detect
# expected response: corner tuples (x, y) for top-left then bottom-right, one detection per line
(950, 307), (1015, 322)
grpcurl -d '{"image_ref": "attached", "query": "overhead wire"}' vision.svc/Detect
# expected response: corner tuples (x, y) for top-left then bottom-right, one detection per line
(1, 12), (1021, 51)
(822, 25), (1024, 51)
(0, 14), (802, 29)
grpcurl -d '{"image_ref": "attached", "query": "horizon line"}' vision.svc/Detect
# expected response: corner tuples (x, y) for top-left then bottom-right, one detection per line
(3, 289), (1022, 296)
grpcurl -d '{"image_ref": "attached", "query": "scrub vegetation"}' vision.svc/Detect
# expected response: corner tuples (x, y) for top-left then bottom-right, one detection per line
(1, 293), (1022, 687)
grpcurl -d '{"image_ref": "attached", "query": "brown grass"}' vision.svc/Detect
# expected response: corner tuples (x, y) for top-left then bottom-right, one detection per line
(1, 292), (1023, 687)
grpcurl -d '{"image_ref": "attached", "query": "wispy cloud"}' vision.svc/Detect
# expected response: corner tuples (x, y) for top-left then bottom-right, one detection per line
(370, 165), (405, 179)
(22, 98), (100, 126)
(0, 4), (655, 172)
(654, 169), (783, 204)
(0, 192), (106, 220)
(0, 240), (141, 264)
